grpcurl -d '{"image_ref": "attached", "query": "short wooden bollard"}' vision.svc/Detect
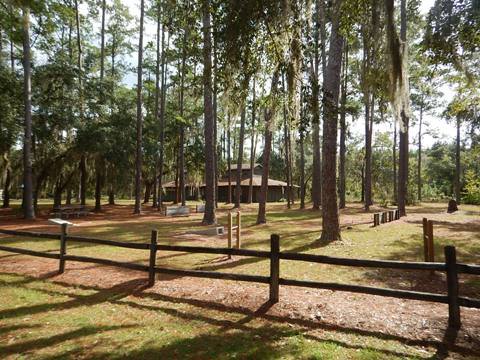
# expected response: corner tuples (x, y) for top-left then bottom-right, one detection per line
(388, 211), (394, 222)
(149, 230), (158, 286)
(373, 213), (380, 227)
(269, 234), (280, 303)
(445, 246), (461, 329)
(236, 211), (241, 249)
(58, 223), (68, 274)
(381, 212), (387, 224)
(395, 209), (400, 220)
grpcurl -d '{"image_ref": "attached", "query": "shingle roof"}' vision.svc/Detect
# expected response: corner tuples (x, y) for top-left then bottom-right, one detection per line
(162, 175), (298, 188)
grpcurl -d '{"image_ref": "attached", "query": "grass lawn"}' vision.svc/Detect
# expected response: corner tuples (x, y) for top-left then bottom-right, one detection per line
(0, 201), (479, 359)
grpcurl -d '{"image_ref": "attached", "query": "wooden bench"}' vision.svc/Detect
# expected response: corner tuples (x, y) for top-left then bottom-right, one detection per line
(51, 205), (90, 219)
(165, 206), (190, 217)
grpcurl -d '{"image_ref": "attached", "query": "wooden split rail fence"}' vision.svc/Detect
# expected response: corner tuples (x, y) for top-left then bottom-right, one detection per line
(373, 209), (400, 227)
(0, 228), (479, 329)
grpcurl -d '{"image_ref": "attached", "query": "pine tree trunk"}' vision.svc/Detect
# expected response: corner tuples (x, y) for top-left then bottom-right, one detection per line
(94, 160), (103, 211)
(320, 0), (343, 242)
(79, 155), (86, 206)
(417, 105), (423, 201)
(393, 118), (397, 203)
(257, 70), (280, 224)
(2, 153), (11, 208)
(397, 0), (409, 217)
(154, 3), (162, 208)
(311, 0), (323, 210)
(202, 0), (216, 224)
(339, 44), (348, 209)
(248, 78), (256, 204)
(213, 28), (219, 209)
(22, 7), (34, 219)
(455, 116), (461, 204)
(134, 0), (145, 214)
(235, 107), (246, 208)
(179, 27), (187, 207)
(282, 76), (291, 209)
(227, 115), (232, 204)
(94, 0), (106, 212)
(300, 130), (306, 209)
(157, 24), (168, 210)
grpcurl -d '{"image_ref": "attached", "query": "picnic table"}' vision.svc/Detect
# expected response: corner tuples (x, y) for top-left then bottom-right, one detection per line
(51, 205), (90, 219)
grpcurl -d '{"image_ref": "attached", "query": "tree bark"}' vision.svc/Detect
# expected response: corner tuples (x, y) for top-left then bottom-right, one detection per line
(417, 104), (423, 201)
(157, 24), (168, 210)
(202, 0), (216, 224)
(320, 0), (343, 242)
(339, 43), (348, 209)
(227, 114), (232, 204)
(134, 0), (145, 214)
(248, 77), (256, 204)
(299, 128), (306, 210)
(257, 69), (280, 224)
(455, 116), (461, 203)
(282, 76), (291, 208)
(94, 0), (107, 212)
(235, 107), (246, 208)
(311, 0), (322, 210)
(178, 26), (188, 207)
(2, 153), (11, 208)
(393, 117), (397, 203)
(22, 7), (34, 219)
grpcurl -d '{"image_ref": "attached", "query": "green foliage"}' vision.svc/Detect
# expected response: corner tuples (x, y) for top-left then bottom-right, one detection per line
(462, 170), (480, 205)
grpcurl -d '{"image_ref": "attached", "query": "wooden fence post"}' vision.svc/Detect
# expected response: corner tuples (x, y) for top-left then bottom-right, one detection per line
(149, 230), (158, 286)
(427, 220), (434, 262)
(58, 223), (68, 274)
(388, 211), (394, 222)
(269, 234), (280, 303)
(227, 212), (232, 259)
(445, 246), (461, 329)
(373, 213), (379, 227)
(423, 218), (429, 262)
(395, 209), (400, 220)
(236, 211), (241, 249)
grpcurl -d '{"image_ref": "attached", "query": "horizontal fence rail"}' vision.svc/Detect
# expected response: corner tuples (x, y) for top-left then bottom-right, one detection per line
(1, 228), (479, 330)
(279, 252), (447, 271)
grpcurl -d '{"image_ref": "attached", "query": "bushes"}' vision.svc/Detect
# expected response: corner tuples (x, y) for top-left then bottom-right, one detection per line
(462, 170), (480, 204)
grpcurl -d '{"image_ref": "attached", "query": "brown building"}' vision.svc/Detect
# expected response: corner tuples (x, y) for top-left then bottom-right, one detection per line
(162, 163), (296, 203)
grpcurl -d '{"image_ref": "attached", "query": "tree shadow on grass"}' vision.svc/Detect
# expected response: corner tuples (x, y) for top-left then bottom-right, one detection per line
(2, 272), (477, 359)
(0, 325), (136, 356)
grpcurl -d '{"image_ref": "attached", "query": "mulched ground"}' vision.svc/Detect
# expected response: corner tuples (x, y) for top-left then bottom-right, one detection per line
(1, 204), (479, 358)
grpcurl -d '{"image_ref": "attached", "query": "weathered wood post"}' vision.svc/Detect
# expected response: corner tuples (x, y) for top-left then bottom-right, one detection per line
(381, 212), (387, 224)
(236, 211), (241, 249)
(373, 213), (380, 227)
(269, 234), (280, 303)
(423, 218), (429, 262)
(427, 220), (434, 262)
(58, 223), (68, 274)
(395, 209), (400, 220)
(445, 246), (461, 329)
(388, 211), (394, 222)
(149, 230), (158, 286)
(227, 212), (233, 259)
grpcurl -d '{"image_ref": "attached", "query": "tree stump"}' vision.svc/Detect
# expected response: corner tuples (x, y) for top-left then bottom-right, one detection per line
(447, 199), (458, 213)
